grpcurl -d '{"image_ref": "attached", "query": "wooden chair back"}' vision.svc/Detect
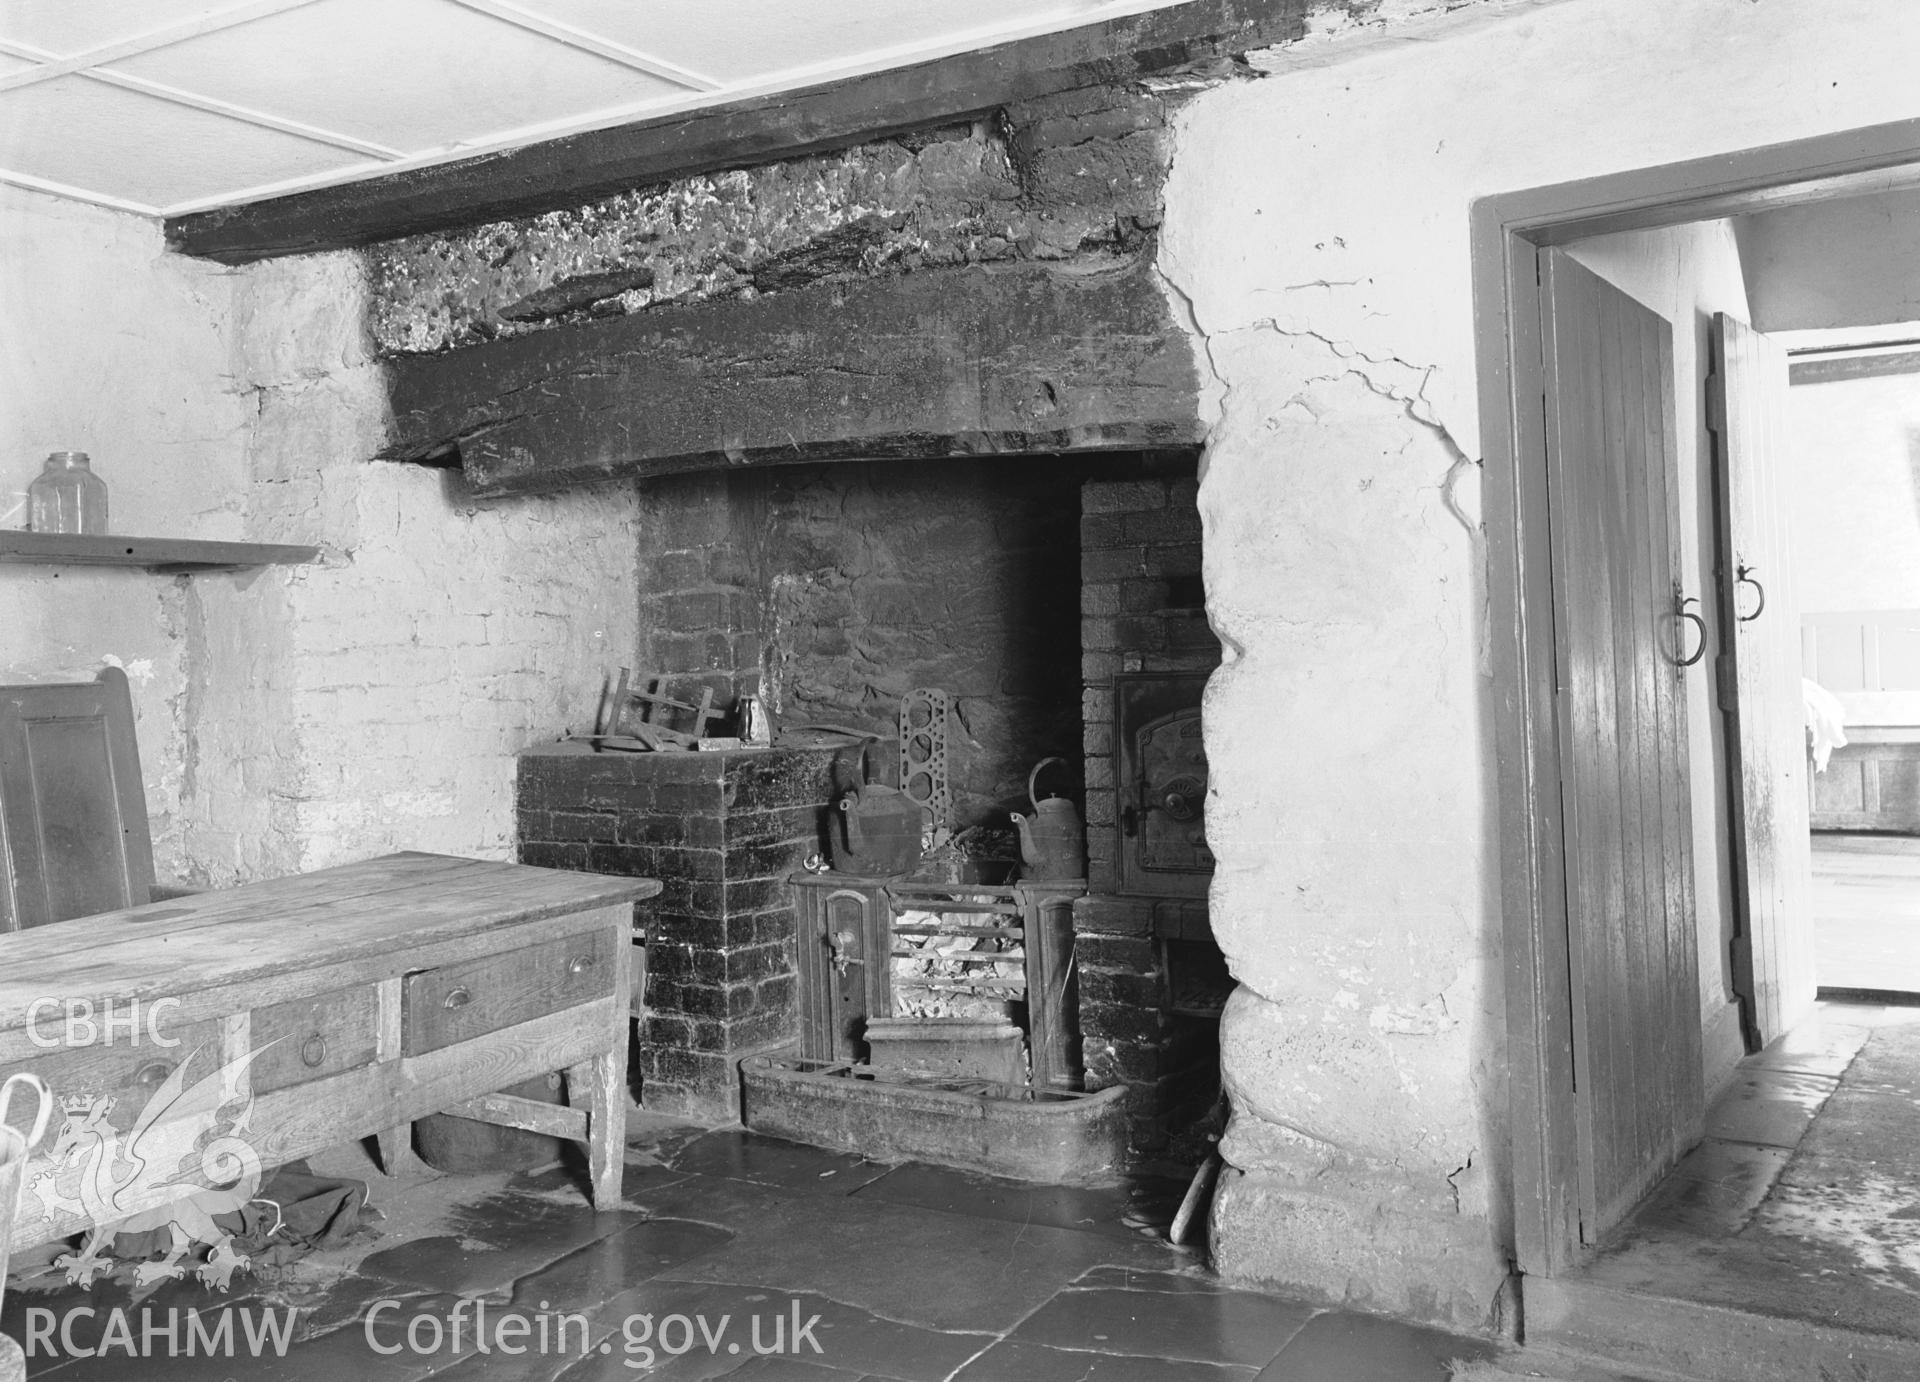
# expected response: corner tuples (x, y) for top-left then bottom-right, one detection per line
(0, 666), (155, 932)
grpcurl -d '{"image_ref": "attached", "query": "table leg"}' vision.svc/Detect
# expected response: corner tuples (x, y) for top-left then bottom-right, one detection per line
(567, 1052), (623, 1208)
(376, 1124), (410, 1176)
(567, 906), (633, 1211)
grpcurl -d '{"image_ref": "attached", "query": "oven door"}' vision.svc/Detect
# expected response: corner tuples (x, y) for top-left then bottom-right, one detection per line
(1115, 673), (1213, 897)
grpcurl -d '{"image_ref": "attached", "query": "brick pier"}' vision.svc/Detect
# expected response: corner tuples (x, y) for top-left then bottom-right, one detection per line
(1076, 469), (1223, 1161)
(516, 742), (837, 1121)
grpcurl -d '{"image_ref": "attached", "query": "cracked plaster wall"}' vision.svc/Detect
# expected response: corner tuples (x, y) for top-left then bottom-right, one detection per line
(1, 185), (639, 889)
(1158, 0), (1920, 1332)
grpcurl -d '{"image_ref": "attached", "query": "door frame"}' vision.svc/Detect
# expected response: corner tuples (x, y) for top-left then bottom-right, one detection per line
(1472, 116), (1920, 1278)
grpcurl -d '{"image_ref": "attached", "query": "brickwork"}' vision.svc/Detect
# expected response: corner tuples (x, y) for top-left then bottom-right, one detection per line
(1076, 471), (1223, 1161)
(1080, 472), (1216, 891)
(228, 252), (642, 880)
(633, 459), (1083, 828)
(6, 223), (643, 888)
(517, 742), (837, 1122)
(1072, 894), (1221, 1159)
(632, 472), (765, 716)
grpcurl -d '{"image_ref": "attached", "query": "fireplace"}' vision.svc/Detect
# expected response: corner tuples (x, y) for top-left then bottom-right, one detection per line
(513, 450), (1224, 1164)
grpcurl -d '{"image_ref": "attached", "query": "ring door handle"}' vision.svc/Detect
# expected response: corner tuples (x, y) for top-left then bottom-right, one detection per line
(1674, 594), (1708, 668)
(300, 1035), (329, 1068)
(1736, 564), (1767, 623)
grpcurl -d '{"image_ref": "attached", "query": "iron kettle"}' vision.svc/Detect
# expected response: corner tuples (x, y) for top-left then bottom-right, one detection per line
(1011, 757), (1085, 881)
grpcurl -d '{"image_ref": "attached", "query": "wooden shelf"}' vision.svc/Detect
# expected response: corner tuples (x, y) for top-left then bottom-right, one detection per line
(0, 531), (319, 573)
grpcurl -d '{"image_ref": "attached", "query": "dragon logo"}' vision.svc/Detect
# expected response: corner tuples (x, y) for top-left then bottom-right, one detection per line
(21, 1043), (270, 1291)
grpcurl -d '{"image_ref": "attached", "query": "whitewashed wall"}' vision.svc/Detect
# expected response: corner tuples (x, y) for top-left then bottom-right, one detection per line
(0, 187), (640, 888)
(1160, 0), (1920, 1328)
(0, 185), (250, 875)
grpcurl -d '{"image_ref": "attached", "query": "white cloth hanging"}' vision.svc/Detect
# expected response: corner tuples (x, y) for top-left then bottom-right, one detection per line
(1803, 677), (1849, 773)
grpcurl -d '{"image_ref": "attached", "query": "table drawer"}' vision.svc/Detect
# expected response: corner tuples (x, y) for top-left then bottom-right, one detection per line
(402, 927), (615, 1056)
(3, 1020), (225, 1134)
(250, 985), (379, 1094)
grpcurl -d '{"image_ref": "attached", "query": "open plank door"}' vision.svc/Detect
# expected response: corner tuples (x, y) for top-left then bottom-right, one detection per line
(1709, 312), (1816, 1049)
(1541, 249), (1704, 1245)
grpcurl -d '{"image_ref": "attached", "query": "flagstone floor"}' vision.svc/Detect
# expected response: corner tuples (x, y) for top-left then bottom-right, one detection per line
(1548, 1001), (1920, 1380)
(2, 1116), (1518, 1382)
(1811, 832), (1920, 994)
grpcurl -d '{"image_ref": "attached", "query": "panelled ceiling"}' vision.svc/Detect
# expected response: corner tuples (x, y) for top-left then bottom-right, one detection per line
(0, 0), (1189, 218)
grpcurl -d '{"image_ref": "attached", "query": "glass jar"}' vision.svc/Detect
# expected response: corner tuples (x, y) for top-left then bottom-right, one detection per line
(27, 452), (108, 534)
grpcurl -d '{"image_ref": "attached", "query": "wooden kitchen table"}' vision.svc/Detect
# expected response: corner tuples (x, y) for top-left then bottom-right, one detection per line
(0, 852), (656, 1250)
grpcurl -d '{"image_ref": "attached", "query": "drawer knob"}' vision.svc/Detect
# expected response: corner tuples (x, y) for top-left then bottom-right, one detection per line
(444, 986), (472, 1010)
(300, 1035), (329, 1068)
(568, 955), (596, 976)
(134, 1061), (173, 1089)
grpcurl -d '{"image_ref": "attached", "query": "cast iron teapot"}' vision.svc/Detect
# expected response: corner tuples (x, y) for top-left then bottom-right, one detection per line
(830, 738), (925, 878)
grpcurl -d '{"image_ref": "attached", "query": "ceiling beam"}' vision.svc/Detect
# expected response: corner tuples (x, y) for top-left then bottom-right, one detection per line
(164, 0), (1329, 264)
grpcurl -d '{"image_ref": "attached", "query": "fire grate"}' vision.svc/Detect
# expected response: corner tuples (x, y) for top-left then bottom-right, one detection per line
(790, 874), (1083, 1090)
(889, 882), (1026, 1016)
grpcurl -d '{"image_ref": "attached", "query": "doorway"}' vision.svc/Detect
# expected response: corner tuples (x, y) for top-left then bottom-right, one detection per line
(1782, 325), (1920, 1003)
(1476, 118), (1920, 1365)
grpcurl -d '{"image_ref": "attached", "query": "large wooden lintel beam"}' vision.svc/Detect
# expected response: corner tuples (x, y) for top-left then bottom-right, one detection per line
(163, 0), (1324, 264)
(382, 258), (1205, 496)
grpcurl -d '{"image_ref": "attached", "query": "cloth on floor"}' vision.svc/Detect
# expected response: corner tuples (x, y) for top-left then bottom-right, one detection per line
(108, 1159), (370, 1267)
(1804, 677), (1849, 772)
